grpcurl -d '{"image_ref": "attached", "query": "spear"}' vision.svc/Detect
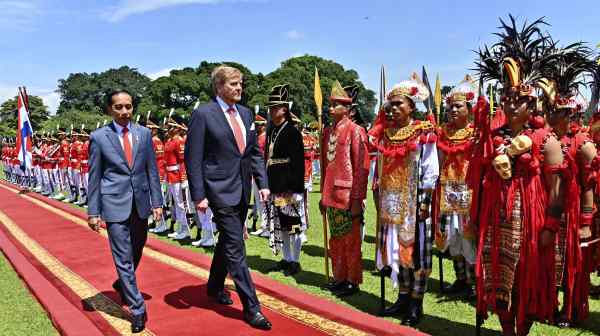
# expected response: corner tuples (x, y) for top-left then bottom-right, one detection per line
(379, 65), (387, 109)
(376, 64), (387, 314)
(314, 67), (330, 282)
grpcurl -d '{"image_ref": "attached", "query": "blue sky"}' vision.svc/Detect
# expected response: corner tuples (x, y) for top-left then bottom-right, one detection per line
(1, 0), (599, 113)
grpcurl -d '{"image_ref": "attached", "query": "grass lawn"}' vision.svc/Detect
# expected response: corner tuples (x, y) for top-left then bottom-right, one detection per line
(0, 253), (58, 336)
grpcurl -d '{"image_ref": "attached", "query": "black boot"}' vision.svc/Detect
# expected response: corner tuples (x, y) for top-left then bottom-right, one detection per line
(324, 280), (347, 291)
(333, 282), (359, 297)
(401, 297), (423, 326)
(381, 292), (409, 316)
(284, 262), (301, 276)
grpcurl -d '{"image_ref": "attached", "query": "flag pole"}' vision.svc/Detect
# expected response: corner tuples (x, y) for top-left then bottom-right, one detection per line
(314, 67), (330, 282)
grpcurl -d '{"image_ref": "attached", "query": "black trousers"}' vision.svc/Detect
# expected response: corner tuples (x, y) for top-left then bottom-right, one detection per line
(207, 203), (260, 314)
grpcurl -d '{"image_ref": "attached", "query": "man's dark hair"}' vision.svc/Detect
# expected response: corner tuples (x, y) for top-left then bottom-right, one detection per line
(103, 89), (137, 113)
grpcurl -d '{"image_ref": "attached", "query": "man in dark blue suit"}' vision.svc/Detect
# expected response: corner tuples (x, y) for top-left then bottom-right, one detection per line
(185, 65), (272, 330)
(87, 90), (163, 333)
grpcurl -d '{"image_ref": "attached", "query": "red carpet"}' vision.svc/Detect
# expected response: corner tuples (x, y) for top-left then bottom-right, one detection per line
(0, 181), (426, 336)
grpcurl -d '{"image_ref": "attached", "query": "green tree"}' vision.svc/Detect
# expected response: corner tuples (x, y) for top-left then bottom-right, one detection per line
(0, 95), (49, 136)
(256, 55), (376, 125)
(56, 66), (151, 114)
(39, 109), (107, 134)
(144, 61), (264, 121)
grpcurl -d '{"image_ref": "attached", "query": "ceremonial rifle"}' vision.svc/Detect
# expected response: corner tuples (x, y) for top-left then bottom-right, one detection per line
(314, 67), (330, 281)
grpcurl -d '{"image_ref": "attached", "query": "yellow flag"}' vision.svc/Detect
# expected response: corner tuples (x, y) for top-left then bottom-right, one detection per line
(434, 74), (441, 122)
(314, 67), (323, 114)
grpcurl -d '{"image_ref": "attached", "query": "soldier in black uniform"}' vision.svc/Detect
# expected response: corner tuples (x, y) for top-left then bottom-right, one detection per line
(263, 84), (306, 276)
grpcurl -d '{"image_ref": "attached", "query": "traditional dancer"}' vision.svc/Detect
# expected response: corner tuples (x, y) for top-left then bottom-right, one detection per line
(433, 75), (478, 299)
(320, 80), (369, 297)
(262, 84), (306, 276)
(540, 44), (598, 327)
(370, 73), (439, 326)
(472, 16), (565, 335)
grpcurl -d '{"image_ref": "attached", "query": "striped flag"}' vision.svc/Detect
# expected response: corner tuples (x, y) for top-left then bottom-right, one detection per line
(15, 87), (33, 171)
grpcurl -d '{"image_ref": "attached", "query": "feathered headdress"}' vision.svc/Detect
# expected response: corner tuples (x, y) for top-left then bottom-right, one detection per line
(542, 42), (595, 113)
(474, 15), (556, 98)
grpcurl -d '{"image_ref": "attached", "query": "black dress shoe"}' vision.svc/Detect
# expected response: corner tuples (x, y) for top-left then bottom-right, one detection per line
(131, 312), (147, 333)
(381, 292), (409, 316)
(244, 311), (272, 330)
(207, 290), (233, 305)
(333, 283), (359, 297)
(284, 262), (301, 276)
(112, 280), (127, 304)
(401, 298), (423, 327)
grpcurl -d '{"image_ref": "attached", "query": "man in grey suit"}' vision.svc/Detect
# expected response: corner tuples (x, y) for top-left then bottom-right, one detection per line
(87, 90), (163, 333)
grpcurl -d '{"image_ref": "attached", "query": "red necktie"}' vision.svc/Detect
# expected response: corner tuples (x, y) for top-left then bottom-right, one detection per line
(122, 126), (133, 167)
(227, 107), (246, 154)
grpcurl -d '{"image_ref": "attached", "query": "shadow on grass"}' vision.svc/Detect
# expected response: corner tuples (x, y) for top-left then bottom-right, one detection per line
(416, 314), (501, 336)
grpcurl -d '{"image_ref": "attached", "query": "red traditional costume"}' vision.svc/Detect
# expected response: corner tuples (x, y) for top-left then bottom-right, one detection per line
(433, 76), (479, 296)
(471, 17), (565, 335)
(321, 80), (369, 290)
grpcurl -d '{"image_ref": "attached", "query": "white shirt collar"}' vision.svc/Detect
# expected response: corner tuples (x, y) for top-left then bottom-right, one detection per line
(113, 120), (132, 134)
(216, 96), (238, 115)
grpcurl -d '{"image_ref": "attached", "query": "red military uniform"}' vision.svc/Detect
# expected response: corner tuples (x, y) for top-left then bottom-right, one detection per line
(164, 136), (181, 184)
(59, 139), (69, 169)
(70, 140), (83, 170)
(258, 132), (266, 157)
(41, 143), (52, 170)
(79, 140), (89, 174)
(152, 136), (166, 182)
(302, 131), (316, 185)
(177, 135), (187, 182)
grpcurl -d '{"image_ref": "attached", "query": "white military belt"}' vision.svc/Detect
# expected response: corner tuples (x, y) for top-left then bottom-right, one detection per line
(166, 164), (180, 172)
(267, 158), (290, 166)
(81, 160), (88, 164)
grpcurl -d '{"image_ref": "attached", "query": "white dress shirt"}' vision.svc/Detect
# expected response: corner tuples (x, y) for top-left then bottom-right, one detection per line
(112, 121), (133, 150)
(216, 96), (246, 147)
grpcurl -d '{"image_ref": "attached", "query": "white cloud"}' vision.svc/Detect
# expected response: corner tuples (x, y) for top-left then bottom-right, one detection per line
(103, 0), (261, 22)
(37, 90), (60, 116)
(284, 30), (304, 40)
(147, 67), (174, 80)
(0, 1), (43, 31)
(0, 84), (61, 115)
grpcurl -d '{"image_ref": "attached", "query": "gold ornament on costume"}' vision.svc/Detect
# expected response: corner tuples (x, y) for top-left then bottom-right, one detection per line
(329, 80), (353, 104)
(385, 121), (433, 143)
(503, 57), (535, 97)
